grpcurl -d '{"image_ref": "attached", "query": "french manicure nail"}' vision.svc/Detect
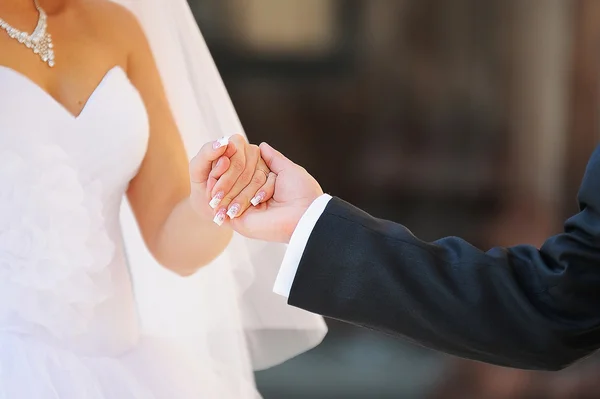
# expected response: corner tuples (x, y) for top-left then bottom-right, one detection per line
(227, 204), (240, 219)
(212, 136), (231, 150)
(251, 192), (265, 206)
(213, 210), (226, 226)
(209, 192), (224, 209)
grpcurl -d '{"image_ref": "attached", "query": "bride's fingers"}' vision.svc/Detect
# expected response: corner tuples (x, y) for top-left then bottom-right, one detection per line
(223, 163), (271, 219)
(229, 173), (276, 232)
(252, 172), (276, 206)
(206, 156), (230, 197)
(189, 137), (229, 185)
(209, 135), (247, 207)
(212, 144), (261, 216)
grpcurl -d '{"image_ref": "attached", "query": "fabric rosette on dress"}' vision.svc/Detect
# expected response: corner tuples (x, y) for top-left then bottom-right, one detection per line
(0, 139), (114, 339)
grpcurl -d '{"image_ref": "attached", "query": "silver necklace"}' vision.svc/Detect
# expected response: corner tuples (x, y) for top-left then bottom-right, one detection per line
(0, 0), (55, 67)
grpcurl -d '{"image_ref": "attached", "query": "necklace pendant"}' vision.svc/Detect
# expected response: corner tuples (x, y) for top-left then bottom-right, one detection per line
(34, 34), (55, 68)
(0, 0), (55, 68)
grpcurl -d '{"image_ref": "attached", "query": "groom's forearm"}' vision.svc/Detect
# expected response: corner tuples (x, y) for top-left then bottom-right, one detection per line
(288, 196), (600, 371)
(152, 197), (233, 276)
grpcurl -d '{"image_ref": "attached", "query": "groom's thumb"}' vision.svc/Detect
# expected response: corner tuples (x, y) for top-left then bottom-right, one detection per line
(259, 142), (294, 174)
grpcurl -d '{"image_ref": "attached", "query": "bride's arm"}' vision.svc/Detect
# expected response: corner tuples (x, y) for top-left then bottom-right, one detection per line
(119, 9), (233, 276)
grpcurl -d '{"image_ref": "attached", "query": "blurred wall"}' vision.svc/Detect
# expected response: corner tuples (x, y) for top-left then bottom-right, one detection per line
(189, 1), (600, 398)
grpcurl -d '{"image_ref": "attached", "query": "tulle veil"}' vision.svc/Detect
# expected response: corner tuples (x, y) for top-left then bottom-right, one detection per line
(112, 0), (327, 392)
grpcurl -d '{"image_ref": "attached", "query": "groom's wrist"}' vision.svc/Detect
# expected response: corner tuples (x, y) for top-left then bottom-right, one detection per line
(274, 194), (332, 297)
(285, 194), (332, 243)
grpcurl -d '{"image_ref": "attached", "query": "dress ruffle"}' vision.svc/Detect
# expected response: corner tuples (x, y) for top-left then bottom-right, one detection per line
(0, 332), (260, 399)
(0, 143), (115, 339)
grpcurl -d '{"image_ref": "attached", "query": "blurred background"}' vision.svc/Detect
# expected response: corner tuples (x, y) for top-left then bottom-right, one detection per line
(190, 0), (600, 398)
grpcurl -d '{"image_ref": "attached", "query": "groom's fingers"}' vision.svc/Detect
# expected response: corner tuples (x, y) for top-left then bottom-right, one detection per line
(189, 137), (230, 184)
(259, 142), (293, 174)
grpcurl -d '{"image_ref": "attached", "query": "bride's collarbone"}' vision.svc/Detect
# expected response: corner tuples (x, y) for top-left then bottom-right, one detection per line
(0, 40), (127, 116)
(0, 0), (138, 92)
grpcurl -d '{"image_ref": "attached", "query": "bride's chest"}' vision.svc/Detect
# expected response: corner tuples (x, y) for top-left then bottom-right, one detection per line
(0, 66), (149, 190)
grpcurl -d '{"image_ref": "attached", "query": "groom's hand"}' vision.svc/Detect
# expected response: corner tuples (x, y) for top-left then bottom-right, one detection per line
(230, 143), (323, 243)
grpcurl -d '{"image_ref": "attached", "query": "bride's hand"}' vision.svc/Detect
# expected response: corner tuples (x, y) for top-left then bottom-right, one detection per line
(189, 135), (275, 225)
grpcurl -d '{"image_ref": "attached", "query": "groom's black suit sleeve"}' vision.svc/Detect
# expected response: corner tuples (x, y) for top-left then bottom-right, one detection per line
(288, 146), (600, 371)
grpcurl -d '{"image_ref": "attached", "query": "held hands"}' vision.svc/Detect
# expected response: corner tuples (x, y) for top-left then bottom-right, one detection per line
(230, 142), (323, 242)
(189, 136), (323, 243)
(189, 134), (275, 226)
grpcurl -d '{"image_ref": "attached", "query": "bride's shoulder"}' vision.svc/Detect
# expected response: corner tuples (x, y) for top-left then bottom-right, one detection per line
(81, 1), (145, 39)
(81, 1), (148, 51)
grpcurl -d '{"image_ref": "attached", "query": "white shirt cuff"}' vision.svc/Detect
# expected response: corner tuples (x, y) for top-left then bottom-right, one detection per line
(273, 194), (333, 297)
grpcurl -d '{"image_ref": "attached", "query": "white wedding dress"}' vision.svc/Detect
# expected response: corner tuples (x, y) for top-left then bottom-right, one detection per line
(0, 64), (267, 398)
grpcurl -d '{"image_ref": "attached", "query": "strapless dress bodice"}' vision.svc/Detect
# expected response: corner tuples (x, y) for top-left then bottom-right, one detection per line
(0, 66), (150, 356)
